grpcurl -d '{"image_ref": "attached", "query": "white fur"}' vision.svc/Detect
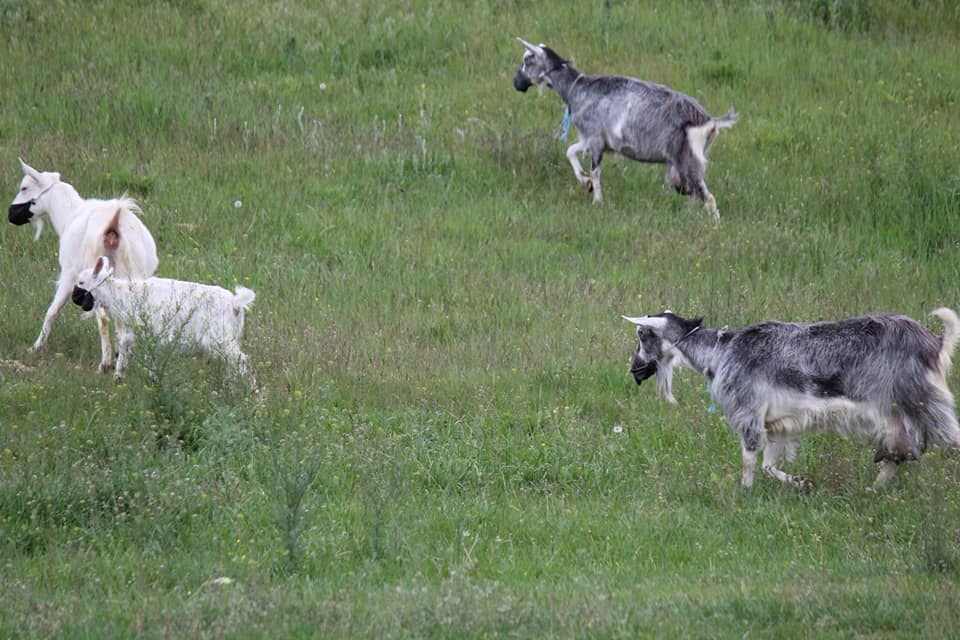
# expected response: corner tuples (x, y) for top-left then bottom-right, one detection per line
(9, 159), (158, 370)
(933, 307), (959, 380)
(686, 123), (712, 167)
(75, 257), (256, 388)
(565, 139), (592, 188)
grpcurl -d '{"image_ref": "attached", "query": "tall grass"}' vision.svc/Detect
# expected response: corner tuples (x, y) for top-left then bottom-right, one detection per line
(2, 1), (960, 637)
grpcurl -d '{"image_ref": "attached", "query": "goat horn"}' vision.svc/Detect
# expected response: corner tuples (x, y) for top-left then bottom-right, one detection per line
(516, 37), (538, 52)
(622, 315), (668, 331)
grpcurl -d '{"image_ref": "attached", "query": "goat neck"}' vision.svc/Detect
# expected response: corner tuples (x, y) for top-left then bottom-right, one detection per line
(669, 326), (727, 379)
(548, 63), (585, 104)
(39, 181), (84, 237)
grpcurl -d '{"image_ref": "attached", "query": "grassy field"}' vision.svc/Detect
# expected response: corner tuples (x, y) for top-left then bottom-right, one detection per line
(2, 0), (960, 637)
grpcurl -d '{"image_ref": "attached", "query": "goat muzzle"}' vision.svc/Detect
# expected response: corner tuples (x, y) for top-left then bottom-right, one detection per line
(8, 201), (34, 225)
(72, 286), (96, 312)
(630, 360), (658, 386)
(513, 71), (532, 92)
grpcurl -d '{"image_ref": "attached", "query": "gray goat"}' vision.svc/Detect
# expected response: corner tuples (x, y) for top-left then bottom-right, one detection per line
(513, 38), (737, 218)
(623, 309), (960, 488)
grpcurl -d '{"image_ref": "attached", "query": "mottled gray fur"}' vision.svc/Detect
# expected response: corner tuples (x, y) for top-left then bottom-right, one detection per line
(513, 39), (737, 218)
(624, 309), (960, 488)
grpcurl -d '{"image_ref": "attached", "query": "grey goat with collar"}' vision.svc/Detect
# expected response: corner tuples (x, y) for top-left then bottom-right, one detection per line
(624, 309), (960, 489)
(513, 38), (737, 218)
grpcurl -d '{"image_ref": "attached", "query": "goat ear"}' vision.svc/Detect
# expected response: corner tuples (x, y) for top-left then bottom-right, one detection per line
(95, 256), (114, 281)
(19, 157), (41, 181)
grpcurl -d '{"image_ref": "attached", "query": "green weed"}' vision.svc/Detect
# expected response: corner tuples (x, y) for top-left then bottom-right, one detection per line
(2, 1), (960, 637)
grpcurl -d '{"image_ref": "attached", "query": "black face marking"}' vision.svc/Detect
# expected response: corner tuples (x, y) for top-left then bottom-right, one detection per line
(72, 286), (95, 312)
(8, 201), (34, 225)
(630, 328), (664, 385)
(513, 70), (532, 92)
(630, 359), (657, 385)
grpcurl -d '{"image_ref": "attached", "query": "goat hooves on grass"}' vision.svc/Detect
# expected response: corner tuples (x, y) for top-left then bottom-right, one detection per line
(793, 476), (814, 490)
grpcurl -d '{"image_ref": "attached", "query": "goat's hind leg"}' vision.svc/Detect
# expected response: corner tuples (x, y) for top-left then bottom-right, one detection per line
(588, 144), (604, 204)
(677, 145), (719, 220)
(873, 461), (899, 488)
(114, 330), (135, 381)
(762, 437), (812, 489)
(231, 348), (258, 392)
(698, 181), (720, 221)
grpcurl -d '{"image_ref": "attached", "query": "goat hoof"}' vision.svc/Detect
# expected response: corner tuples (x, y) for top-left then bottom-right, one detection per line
(794, 476), (814, 490)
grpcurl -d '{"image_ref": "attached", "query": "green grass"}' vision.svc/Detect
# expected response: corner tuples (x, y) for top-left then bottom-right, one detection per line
(2, 0), (960, 637)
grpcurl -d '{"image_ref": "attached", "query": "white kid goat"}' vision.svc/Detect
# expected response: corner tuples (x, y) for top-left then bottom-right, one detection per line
(8, 158), (158, 371)
(73, 256), (257, 388)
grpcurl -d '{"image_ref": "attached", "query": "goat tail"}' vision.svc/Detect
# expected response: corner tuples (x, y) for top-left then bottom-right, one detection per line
(98, 198), (152, 276)
(233, 286), (256, 312)
(102, 208), (122, 258)
(933, 307), (960, 376)
(713, 108), (738, 129)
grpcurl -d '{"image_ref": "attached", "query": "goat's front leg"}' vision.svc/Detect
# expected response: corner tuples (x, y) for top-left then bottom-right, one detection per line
(30, 276), (75, 352)
(565, 139), (592, 190)
(96, 308), (114, 372)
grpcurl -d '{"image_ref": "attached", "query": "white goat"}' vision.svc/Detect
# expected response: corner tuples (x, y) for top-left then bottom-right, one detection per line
(73, 256), (257, 388)
(8, 158), (158, 370)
